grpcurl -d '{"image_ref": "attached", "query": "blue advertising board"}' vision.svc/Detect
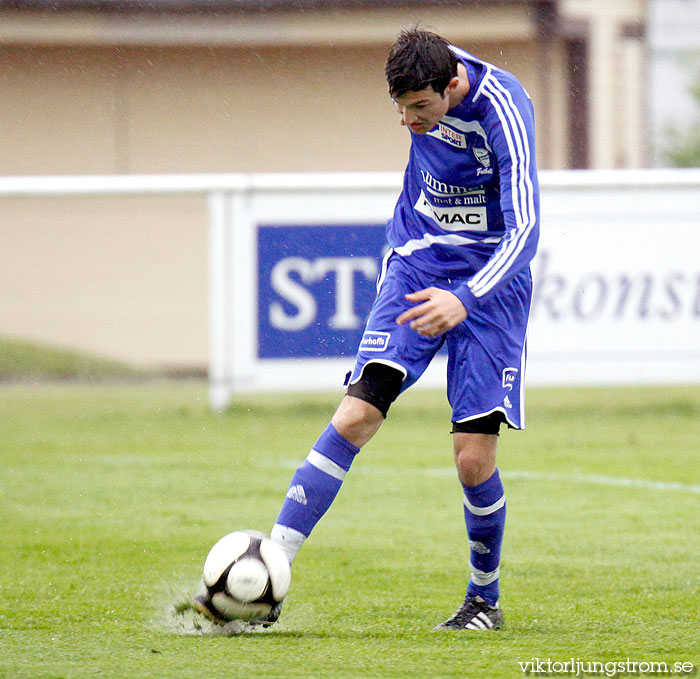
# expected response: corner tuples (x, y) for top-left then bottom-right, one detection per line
(257, 224), (388, 359)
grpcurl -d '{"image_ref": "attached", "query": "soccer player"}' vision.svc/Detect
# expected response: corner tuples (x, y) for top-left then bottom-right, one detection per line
(199, 28), (539, 630)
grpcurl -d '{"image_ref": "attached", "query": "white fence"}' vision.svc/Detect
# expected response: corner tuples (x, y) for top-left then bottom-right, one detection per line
(1, 169), (699, 410)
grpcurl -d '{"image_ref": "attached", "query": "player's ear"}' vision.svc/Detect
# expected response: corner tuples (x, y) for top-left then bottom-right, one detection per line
(444, 76), (460, 97)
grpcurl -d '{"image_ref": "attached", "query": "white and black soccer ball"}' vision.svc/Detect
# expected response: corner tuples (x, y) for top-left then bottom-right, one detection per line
(200, 530), (291, 622)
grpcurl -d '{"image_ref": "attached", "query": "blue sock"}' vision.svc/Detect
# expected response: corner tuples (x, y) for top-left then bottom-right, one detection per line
(271, 422), (359, 563)
(462, 468), (506, 606)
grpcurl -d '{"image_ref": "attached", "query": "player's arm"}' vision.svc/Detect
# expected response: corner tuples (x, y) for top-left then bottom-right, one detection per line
(450, 70), (540, 317)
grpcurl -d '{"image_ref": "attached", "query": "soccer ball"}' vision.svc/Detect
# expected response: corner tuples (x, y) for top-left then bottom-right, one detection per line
(199, 530), (291, 622)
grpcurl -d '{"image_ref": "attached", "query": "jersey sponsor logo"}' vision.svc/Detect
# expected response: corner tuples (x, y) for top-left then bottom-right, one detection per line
(427, 116), (492, 150)
(502, 367), (518, 391)
(441, 115), (492, 149)
(414, 190), (488, 231)
(427, 122), (467, 148)
(359, 331), (390, 352)
(474, 147), (493, 175)
(420, 169), (487, 202)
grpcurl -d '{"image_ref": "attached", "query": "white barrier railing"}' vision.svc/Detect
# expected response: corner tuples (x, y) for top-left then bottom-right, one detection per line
(2, 169), (700, 410)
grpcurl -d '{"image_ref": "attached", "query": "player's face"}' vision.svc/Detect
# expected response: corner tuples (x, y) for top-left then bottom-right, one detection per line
(392, 86), (451, 134)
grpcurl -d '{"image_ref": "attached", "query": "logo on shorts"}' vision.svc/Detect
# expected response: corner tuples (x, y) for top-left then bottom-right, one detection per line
(360, 331), (390, 352)
(502, 367), (518, 391)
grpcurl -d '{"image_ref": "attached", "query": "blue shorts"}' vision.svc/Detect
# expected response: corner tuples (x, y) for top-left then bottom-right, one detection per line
(348, 253), (532, 429)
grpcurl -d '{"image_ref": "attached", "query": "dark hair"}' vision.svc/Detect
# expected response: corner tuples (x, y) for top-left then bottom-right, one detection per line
(385, 29), (458, 97)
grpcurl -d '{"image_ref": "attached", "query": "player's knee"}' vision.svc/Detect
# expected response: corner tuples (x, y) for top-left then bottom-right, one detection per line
(334, 395), (382, 430)
(345, 362), (404, 419)
(451, 414), (502, 486)
(331, 395), (384, 448)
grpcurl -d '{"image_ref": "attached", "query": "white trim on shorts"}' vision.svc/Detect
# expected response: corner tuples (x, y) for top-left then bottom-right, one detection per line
(454, 406), (521, 431)
(347, 358), (408, 386)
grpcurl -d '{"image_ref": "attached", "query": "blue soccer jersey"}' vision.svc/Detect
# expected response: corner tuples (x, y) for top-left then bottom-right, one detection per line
(349, 46), (540, 428)
(386, 46), (540, 317)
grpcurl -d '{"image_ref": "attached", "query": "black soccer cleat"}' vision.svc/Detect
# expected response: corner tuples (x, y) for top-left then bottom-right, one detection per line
(434, 595), (504, 630)
(192, 590), (229, 625)
(249, 602), (283, 628)
(192, 589), (283, 629)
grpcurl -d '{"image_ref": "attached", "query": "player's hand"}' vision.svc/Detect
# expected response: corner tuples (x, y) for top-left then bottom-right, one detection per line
(395, 287), (467, 337)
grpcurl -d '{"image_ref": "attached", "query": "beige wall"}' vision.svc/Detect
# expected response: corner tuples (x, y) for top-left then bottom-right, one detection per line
(1, 195), (209, 367)
(0, 2), (647, 367)
(1, 42), (545, 176)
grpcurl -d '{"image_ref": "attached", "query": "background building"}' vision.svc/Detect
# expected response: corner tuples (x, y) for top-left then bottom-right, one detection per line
(0, 0), (648, 368)
(648, 0), (700, 165)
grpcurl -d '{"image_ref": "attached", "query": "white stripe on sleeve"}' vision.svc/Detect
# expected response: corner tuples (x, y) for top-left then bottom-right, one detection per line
(467, 73), (536, 298)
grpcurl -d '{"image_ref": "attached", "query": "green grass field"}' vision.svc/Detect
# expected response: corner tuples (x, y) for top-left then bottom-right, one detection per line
(1, 381), (699, 679)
